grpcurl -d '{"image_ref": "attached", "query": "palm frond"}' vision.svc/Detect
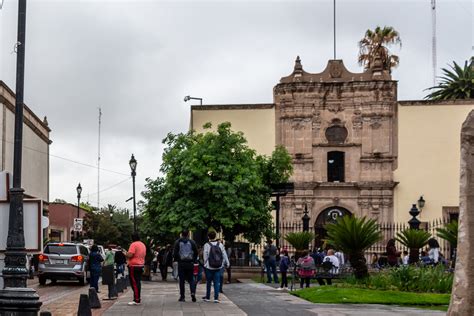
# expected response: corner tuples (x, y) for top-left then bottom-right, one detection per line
(395, 229), (431, 249)
(284, 232), (314, 251)
(436, 220), (458, 246)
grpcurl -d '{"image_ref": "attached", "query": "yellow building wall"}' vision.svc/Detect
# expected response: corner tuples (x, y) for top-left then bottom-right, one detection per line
(191, 105), (276, 156)
(394, 101), (474, 223)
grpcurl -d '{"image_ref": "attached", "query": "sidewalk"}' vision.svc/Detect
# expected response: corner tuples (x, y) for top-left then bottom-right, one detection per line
(104, 280), (246, 316)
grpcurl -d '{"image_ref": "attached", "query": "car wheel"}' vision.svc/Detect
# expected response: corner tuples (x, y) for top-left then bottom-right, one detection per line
(38, 276), (46, 285)
(78, 273), (86, 286)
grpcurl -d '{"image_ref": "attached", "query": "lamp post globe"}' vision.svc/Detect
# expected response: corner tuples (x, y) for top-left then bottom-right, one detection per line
(129, 154), (137, 232)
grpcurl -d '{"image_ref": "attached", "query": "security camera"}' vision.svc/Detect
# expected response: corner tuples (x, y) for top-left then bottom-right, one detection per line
(184, 95), (190, 102)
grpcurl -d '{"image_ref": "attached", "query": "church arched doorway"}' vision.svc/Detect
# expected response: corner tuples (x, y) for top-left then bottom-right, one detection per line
(314, 206), (352, 249)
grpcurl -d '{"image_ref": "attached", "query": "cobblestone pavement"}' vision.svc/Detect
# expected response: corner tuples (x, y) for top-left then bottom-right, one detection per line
(104, 280), (246, 316)
(29, 278), (125, 316)
(223, 280), (446, 316)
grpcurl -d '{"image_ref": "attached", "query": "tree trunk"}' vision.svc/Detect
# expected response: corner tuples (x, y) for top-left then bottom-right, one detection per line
(350, 252), (368, 279)
(409, 248), (419, 265)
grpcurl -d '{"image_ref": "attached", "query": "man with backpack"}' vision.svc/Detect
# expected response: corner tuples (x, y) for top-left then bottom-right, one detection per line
(173, 229), (198, 302)
(203, 231), (229, 303)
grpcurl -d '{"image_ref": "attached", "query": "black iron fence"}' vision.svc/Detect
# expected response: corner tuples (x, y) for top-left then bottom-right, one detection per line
(229, 217), (454, 266)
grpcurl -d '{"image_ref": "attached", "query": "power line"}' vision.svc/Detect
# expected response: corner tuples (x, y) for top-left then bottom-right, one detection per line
(86, 176), (131, 198)
(3, 138), (129, 176)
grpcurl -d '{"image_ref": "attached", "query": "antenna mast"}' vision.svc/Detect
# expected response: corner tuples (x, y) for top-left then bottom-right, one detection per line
(97, 107), (102, 210)
(431, 0), (437, 86)
(333, 0), (336, 59)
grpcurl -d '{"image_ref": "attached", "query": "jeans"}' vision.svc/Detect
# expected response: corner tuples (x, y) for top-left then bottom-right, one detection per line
(280, 271), (288, 288)
(90, 269), (100, 292)
(316, 277), (332, 286)
(129, 266), (143, 303)
(178, 263), (195, 298)
(219, 267), (225, 293)
(300, 277), (311, 288)
(264, 259), (279, 283)
(205, 268), (222, 300)
(115, 264), (125, 278)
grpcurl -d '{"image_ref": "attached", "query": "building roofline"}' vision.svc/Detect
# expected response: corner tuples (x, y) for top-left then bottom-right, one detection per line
(191, 103), (275, 111)
(49, 202), (90, 212)
(399, 99), (474, 106)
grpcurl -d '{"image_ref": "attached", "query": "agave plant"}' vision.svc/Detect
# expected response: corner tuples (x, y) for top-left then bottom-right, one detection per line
(325, 216), (382, 279)
(284, 232), (314, 259)
(396, 229), (431, 264)
(425, 60), (474, 100)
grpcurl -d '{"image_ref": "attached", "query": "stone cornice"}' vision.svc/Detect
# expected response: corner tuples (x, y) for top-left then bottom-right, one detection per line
(399, 99), (474, 106)
(191, 103), (274, 111)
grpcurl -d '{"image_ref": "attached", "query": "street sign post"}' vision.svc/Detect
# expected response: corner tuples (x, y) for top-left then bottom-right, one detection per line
(73, 218), (83, 232)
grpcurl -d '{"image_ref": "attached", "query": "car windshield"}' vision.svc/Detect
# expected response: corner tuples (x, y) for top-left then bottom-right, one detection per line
(45, 245), (77, 255)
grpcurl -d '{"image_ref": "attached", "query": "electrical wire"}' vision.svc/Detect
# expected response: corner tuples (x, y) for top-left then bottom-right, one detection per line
(3, 138), (129, 176)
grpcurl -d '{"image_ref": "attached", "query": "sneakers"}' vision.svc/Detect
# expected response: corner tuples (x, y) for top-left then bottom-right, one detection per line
(178, 297), (185, 302)
(127, 301), (141, 306)
(276, 287), (283, 290)
(191, 294), (196, 302)
(214, 299), (220, 303)
(202, 296), (210, 302)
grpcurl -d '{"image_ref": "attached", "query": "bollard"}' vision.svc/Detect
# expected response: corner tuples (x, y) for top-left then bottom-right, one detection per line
(105, 282), (118, 300)
(77, 294), (92, 316)
(123, 276), (128, 289)
(88, 287), (101, 309)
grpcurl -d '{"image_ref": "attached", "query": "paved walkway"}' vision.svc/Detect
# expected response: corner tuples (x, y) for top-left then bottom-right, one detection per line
(102, 278), (447, 316)
(224, 280), (446, 316)
(104, 280), (245, 316)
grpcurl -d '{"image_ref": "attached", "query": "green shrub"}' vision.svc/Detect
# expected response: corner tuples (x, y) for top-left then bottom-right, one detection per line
(342, 265), (453, 294)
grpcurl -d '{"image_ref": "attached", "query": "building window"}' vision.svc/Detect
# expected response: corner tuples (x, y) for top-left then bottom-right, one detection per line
(328, 151), (345, 182)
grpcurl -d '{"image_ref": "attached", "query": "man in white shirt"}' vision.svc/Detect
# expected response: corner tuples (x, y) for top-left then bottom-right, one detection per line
(317, 249), (340, 286)
(203, 231), (229, 303)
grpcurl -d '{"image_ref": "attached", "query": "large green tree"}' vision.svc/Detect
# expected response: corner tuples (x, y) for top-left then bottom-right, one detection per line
(358, 26), (401, 72)
(142, 122), (292, 244)
(425, 59), (474, 100)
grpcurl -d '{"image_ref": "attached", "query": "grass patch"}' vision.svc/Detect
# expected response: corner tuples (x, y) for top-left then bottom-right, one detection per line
(292, 286), (450, 310)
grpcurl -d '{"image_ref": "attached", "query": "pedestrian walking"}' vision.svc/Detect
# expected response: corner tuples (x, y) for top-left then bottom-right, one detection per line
(203, 231), (229, 303)
(263, 239), (279, 284)
(173, 229), (198, 302)
(88, 244), (103, 293)
(124, 232), (146, 306)
(152, 247), (159, 274)
(277, 250), (289, 290)
(114, 246), (126, 278)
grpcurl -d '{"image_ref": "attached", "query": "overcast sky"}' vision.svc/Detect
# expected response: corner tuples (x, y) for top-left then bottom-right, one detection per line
(0, 0), (472, 211)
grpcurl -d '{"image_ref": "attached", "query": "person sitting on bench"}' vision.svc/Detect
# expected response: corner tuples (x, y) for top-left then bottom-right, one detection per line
(317, 249), (340, 286)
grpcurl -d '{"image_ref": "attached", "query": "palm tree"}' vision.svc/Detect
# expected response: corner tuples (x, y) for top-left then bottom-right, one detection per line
(437, 220), (458, 267)
(358, 26), (402, 72)
(425, 60), (474, 100)
(284, 232), (314, 260)
(395, 229), (431, 264)
(325, 216), (382, 279)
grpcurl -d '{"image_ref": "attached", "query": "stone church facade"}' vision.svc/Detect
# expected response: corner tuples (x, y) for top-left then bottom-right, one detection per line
(274, 57), (398, 232)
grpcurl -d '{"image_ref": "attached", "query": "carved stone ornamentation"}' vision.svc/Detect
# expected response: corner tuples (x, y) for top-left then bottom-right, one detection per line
(352, 111), (363, 129)
(329, 62), (343, 78)
(327, 101), (344, 113)
(370, 116), (382, 129)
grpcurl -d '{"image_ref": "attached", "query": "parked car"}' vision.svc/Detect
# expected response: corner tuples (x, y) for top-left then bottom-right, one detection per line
(38, 242), (90, 285)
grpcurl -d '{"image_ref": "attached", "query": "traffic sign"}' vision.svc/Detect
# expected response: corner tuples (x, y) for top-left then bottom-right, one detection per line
(73, 218), (83, 232)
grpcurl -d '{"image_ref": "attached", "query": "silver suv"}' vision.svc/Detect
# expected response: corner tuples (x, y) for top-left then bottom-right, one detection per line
(38, 242), (90, 285)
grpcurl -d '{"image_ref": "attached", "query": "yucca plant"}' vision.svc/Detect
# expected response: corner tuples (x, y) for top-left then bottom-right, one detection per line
(396, 229), (431, 264)
(325, 216), (382, 279)
(284, 232), (314, 259)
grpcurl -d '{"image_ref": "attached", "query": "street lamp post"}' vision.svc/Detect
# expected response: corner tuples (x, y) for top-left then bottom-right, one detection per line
(408, 204), (421, 230)
(129, 154), (137, 232)
(184, 95), (203, 106)
(0, 0), (42, 313)
(76, 183), (82, 242)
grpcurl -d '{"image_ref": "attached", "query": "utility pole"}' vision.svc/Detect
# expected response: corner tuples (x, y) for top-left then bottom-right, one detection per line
(97, 107), (101, 210)
(431, 0), (437, 86)
(0, 0), (42, 313)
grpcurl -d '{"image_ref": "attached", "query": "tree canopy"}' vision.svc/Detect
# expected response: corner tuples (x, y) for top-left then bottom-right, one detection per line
(142, 122), (293, 244)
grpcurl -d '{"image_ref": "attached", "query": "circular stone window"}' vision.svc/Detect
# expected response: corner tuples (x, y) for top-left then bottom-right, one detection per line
(325, 125), (348, 144)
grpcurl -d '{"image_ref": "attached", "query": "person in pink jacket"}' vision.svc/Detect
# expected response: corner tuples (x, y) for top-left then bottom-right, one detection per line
(297, 250), (315, 288)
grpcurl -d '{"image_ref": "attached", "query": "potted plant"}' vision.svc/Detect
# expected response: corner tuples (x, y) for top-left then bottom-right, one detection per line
(284, 232), (314, 260)
(325, 216), (382, 279)
(396, 229), (431, 264)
